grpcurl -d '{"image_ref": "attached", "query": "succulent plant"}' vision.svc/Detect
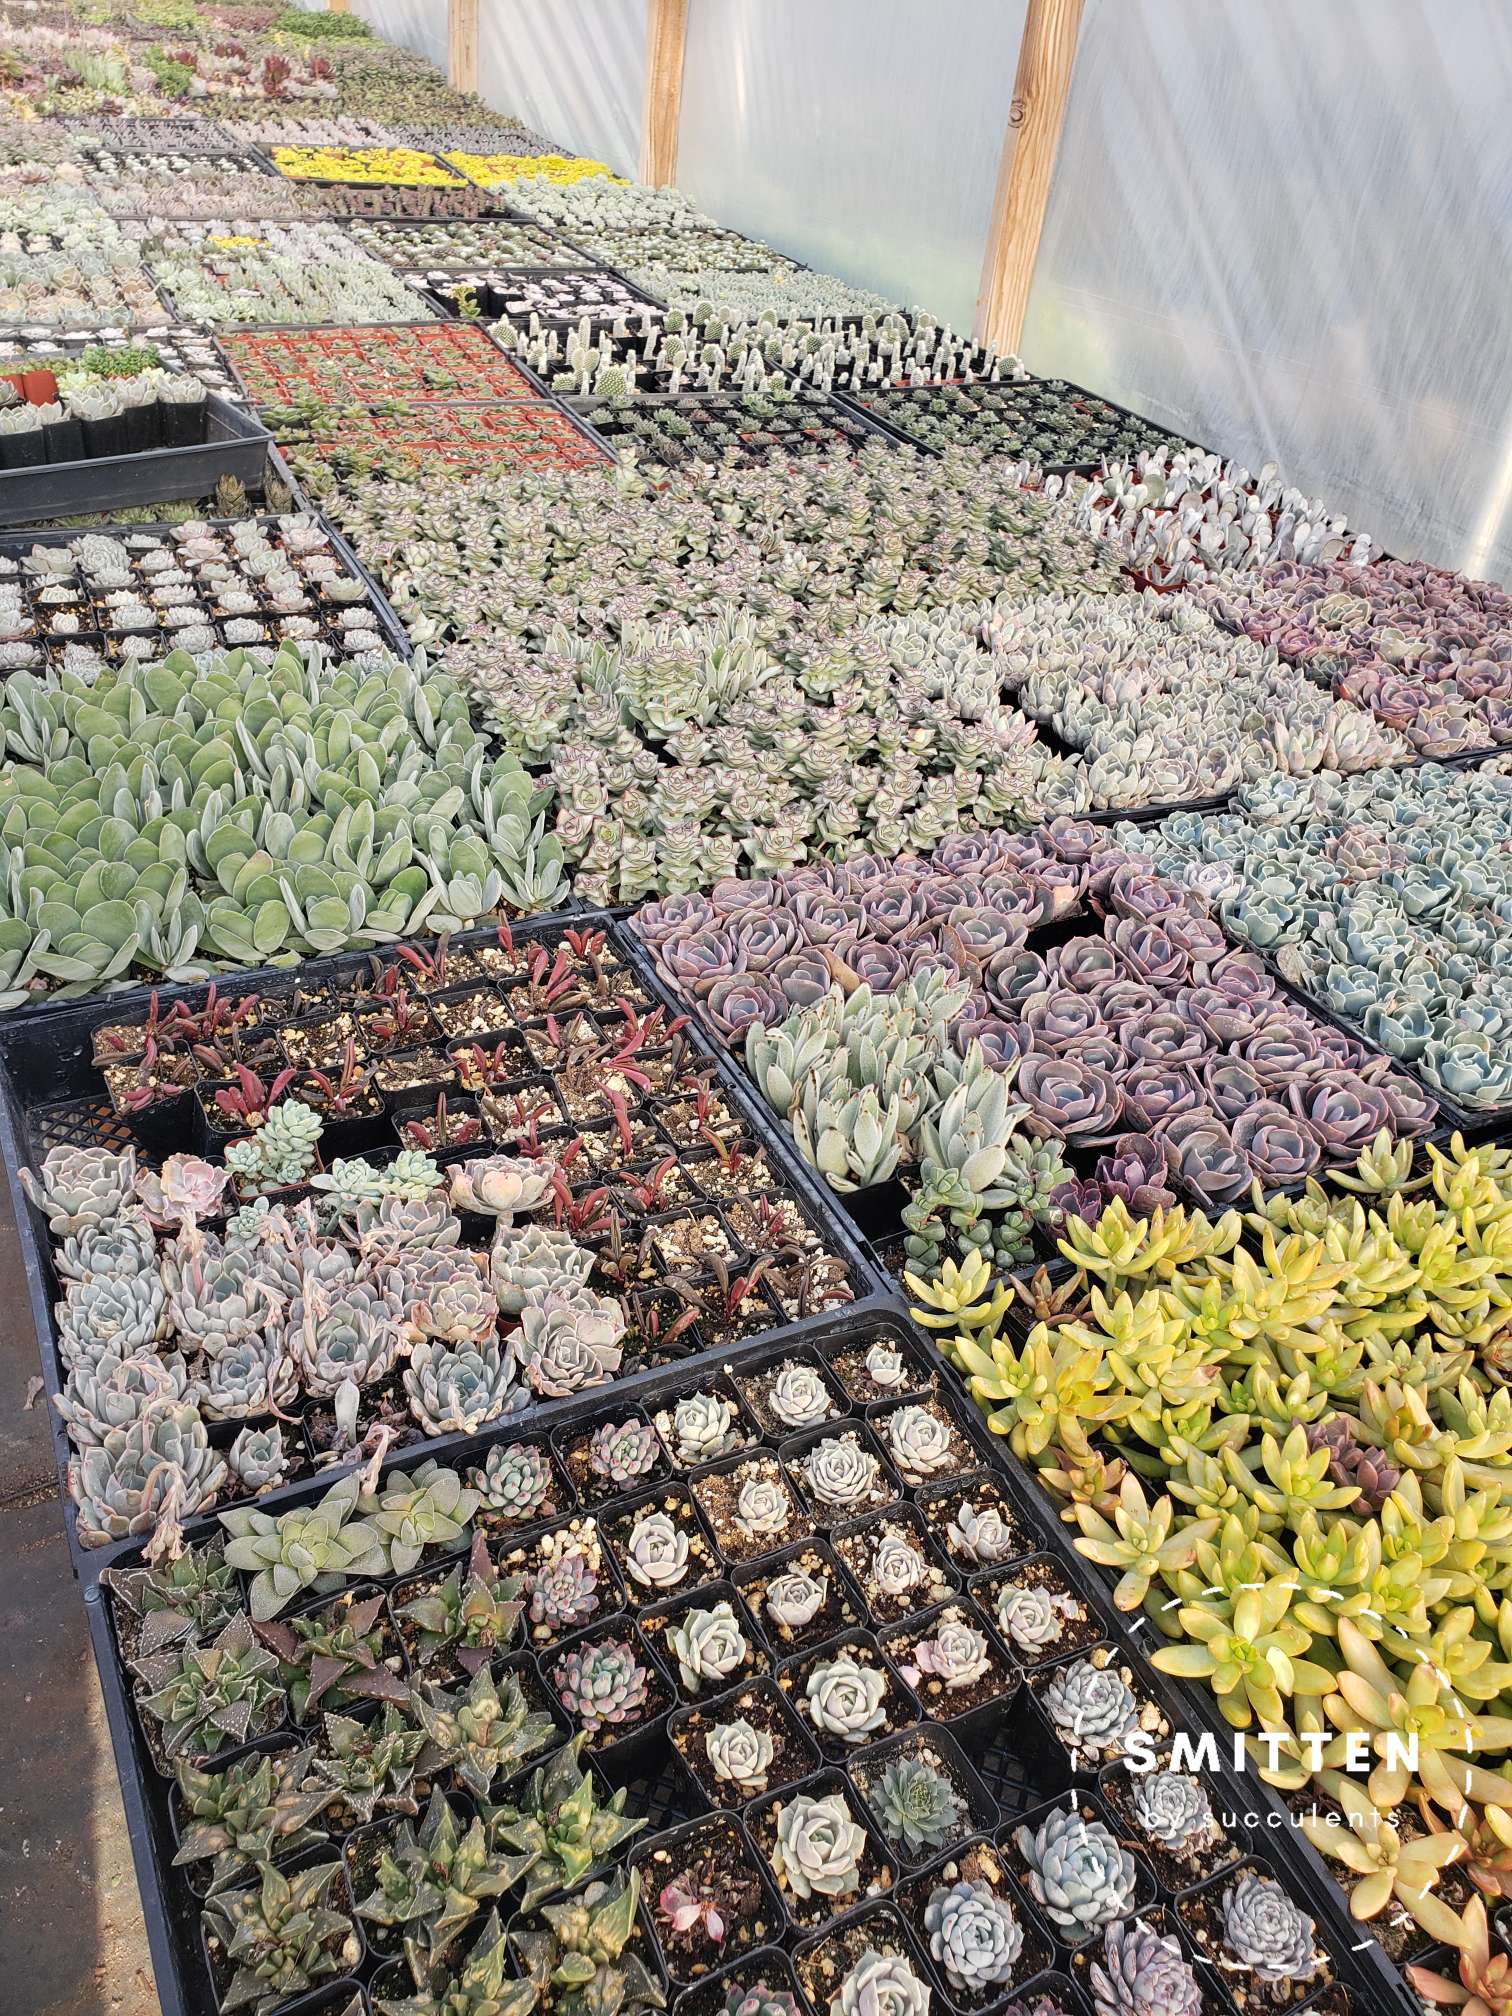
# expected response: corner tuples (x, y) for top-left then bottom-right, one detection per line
(804, 1651), (888, 1743)
(863, 1340), (909, 1389)
(394, 1530), (526, 1676)
(659, 1390), (744, 1465)
(884, 1404), (955, 1484)
(311, 1705), (428, 1828)
(830, 1949), (931, 2016)
(705, 1715), (776, 1794)
(410, 1665), (557, 1800)
(103, 1542), (239, 1657)
(1304, 1415), (1402, 1514)
(404, 1336), (523, 1435)
(53, 1209), (157, 1286)
(872, 1753), (962, 1853)
(378, 1907), (530, 2016)
(770, 1789), (866, 1901)
(489, 1221), (594, 1313)
(924, 1877), (1025, 1993)
(1219, 1869), (1320, 1983)
(735, 1473), (792, 1542)
(70, 1403), (227, 1555)
(870, 1527), (928, 1601)
(509, 1869), (663, 2016)
(1041, 1659), (1142, 1762)
(795, 1432), (882, 1511)
(720, 1986), (799, 2016)
(765, 1566), (829, 1635)
(173, 1746), (332, 1894)
(946, 1498), (1021, 1566)
(1129, 1772), (1216, 1857)
(201, 1859), (358, 2016)
(221, 1474), (388, 1623)
(58, 1270), (172, 1370)
(995, 1580), (1077, 1656)
(528, 1525), (604, 1632)
(667, 1600), (749, 1693)
(518, 1284), (625, 1396)
(1014, 1808), (1139, 1936)
(624, 1508), (691, 1591)
(135, 1613), (285, 1762)
(1089, 1919), (1203, 2016)
(907, 1615), (992, 1692)
(356, 1785), (514, 1965)
(449, 1154), (556, 1218)
(587, 1416), (661, 1489)
(469, 1441), (556, 1522)
(552, 1637), (651, 1735)
(255, 1590), (408, 1722)
(367, 1462), (481, 1577)
(481, 1733), (646, 1911)
(55, 1348), (197, 1445)
(22, 1145), (136, 1236)
(767, 1359), (834, 1428)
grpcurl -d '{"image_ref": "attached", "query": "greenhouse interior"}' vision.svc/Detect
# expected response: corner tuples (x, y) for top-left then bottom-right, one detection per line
(0, 2), (1509, 2014)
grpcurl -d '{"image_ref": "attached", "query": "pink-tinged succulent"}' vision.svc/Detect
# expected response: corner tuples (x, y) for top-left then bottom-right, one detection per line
(1016, 1054), (1123, 1141)
(1120, 1063), (1203, 1129)
(1023, 988), (1104, 1050)
(1108, 917), (1191, 987)
(1094, 1133), (1178, 1214)
(658, 1875), (726, 1944)
(1158, 1111), (1252, 1205)
(705, 976), (783, 1040)
(135, 1156), (230, 1225)
(1120, 1011), (1207, 1067)
(1286, 1077), (1398, 1159)
(1232, 1104), (1323, 1186)
(1201, 1056), (1268, 1120)
(636, 893), (717, 945)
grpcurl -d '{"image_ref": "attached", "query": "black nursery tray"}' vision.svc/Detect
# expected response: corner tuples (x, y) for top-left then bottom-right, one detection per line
(0, 392), (272, 528)
(0, 914), (891, 1581)
(565, 387), (905, 470)
(79, 1310), (1409, 2016)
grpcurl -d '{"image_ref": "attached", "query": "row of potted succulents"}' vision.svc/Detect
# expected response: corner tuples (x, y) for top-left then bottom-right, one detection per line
(20, 920), (862, 1556)
(0, 327), (244, 403)
(141, 218), (430, 326)
(908, 1125), (1512, 2011)
(92, 1331), (1360, 2016)
(1115, 757), (1512, 1112)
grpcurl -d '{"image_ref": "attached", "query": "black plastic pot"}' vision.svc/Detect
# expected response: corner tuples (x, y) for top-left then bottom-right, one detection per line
(42, 412), (85, 463)
(0, 393), (272, 528)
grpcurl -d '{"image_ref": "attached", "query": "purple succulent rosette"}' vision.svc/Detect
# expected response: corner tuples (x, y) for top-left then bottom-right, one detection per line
(1194, 558), (1512, 756)
(634, 832), (1437, 1217)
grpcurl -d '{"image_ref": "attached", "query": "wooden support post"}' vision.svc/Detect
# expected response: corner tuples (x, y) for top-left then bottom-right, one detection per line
(328, 0), (349, 13)
(975, 0), (1083, 356)
(449, 0), (479, 96)
(640, 0), (689, 186)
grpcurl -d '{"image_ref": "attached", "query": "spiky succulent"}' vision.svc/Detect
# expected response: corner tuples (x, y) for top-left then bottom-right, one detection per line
(1129, 1772), (1216, 1857)
(1090, 1919), (1204, 2016)
(134, 1613), (285, 1762)
(804, 1651), (888, 1743)
(356, 1785), (514, 1965)
(831, 1949), (931, 2016)
(771, 1789), (866, 1901)
(509, 1870), (663, 2016)
(667, 1600), (749, 1693)
(410, 1665), (558, 1800)
(552, 1637), (651, 1736)
(103, 1542), (239, 1656)
(173, 1747), (332, 1894)
(528, 1525), (604, 1632)
(469, 1441), (556, 1522)
(588, 1417), (660, 1489)
(395, 1530), (526, 1675)
(1014, 1809), (1139, 1937)
(256, 1590), (409, 1721)
(871, 1753), (962, 1853)
(311, 1705), (427, 1827)
(201, 1859), (358, 2016)
(1220, 1870), (1320, 1982)
(481, 1733), (646, 1912)
(519, 1284), (625, 1396)
(705, 1716), (775, 1795)
(1041, 1659), (1141, 1761)
(220, 1474), (388, 1622)
(924, 1877), (1025, 1993)
(379, 1908), (530, 2016)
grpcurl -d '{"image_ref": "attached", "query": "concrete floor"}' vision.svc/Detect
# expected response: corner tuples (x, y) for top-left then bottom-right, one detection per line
(0, 1197), (157, 2016)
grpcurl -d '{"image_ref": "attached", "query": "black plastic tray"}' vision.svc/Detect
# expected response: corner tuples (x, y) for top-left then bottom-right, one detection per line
(0, 913), (893, 1582)
(0, 393), (272, 527)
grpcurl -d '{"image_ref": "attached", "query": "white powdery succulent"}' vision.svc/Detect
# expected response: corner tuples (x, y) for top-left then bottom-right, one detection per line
(704, 1715), (775, 1794)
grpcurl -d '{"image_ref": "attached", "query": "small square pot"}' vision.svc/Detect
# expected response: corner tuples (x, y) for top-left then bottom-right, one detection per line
(633, 1811), (785, 1987)
(919, 1469), (1034, 1576)
(734, 1347), (849, 1438)
(468, 1435), (574, 1540)
(776, 1628), (920, 1763)
(604, 1486), (723, 1610)
(848, 1721), (1002, 1872)
(555, 1407), (670, 1508)
(896, 1837), (1056, 2011)
(670, 1674), (822, 1812)
(972, 1554), (1103, 1668)
(792, 1898), (926, 2010)
(881, 1599), (1019, 1721)
(542, 1617), (673, 1765)
(497, 1511), (627, 1652)
(642, 1580), (768, 1705)
(652, 1375), (762, 1471)
(831, 1505), (958, 1627)
(733, 1539), (867, 1657)
(1001, 1790), (1158, 1951)
(1026, 1644), (1172, 1775)
(747, 1769), (896, 1934)
(692, 1450), (813, 1566)
(824, 1326), (935, 1406)
(669, 1945), (806, 2016)
(867, 1391), (981, 1489)
(1175, 1856), (1337, 2015)
(1069, 1907), (1220, 2016)
(781, 1422), (901, 1528)
(1099, 1755), (1242, 1893)
(201, 1849), (362, 2013)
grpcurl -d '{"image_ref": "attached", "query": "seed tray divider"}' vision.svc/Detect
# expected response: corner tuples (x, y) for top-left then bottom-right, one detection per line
(0, 912), (893, 1580)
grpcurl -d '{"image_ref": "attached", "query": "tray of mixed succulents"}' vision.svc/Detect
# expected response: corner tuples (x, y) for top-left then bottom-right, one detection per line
(0, 913), (888, 1578)
(77, 1302), (1406, 2016)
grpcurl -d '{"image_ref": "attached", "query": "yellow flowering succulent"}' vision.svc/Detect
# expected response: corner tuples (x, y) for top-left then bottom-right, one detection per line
(270, 146), (466, 188)
(444, 151), (625, 191)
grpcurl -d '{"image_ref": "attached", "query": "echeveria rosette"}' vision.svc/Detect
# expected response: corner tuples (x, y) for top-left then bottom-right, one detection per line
(1219, 1869), (1321, 1983)
(1013, 1807), (1139, 1938)
(770, 1789), (866, 1902)
(1015, 1053), (1123, 1143)
(1090, 1918), (1204, 2016)
(924, 1876), (1024, 1994)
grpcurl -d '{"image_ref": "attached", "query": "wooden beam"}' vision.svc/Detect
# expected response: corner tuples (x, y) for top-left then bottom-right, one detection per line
(639, 0), (689, 186)
(975, 0), (1083, 356)
(328, 0), (349, 13)
(448, 0), (479, 96)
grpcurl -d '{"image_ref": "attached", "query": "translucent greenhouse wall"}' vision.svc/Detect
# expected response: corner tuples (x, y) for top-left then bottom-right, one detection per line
(346, 0), (1512, 583)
